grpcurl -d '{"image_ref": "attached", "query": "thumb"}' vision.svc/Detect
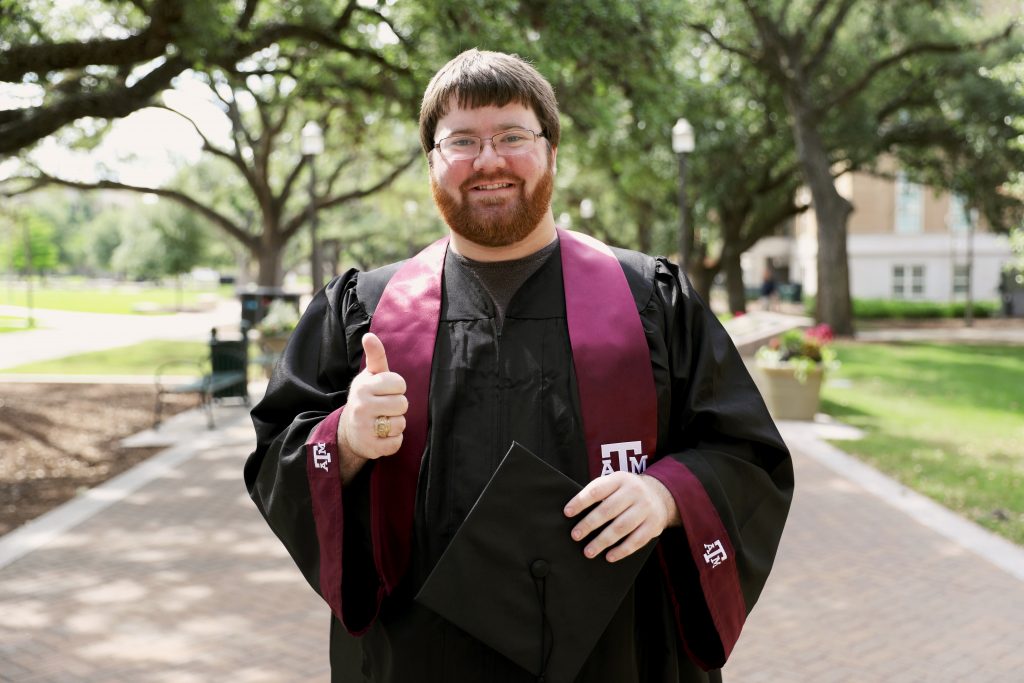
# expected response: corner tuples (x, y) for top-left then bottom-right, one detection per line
(362, 332), (389, 374)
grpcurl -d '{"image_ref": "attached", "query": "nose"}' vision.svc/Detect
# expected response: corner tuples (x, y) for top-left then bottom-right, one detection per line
(473, 138), (506, 171)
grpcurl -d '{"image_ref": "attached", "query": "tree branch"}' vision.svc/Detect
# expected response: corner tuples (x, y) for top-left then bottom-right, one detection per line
(148, 104), (237, 165)
(281, 151), (419, 241)
(774, 0), (796, 29)
(237, 0), (259, 30)
(209, 76), (257, 155)
(333, 0), (360, 33)
(227, 24), (411, 78)
(15, 171), (254, 248)
(277, 155), (311, 212)
(0, 0), (183, 82)
(0, 55), (187, 156)
(739, 198), (809, 253)
(683, 21), (761, 65)
(324, 153), (359, 196)
(826, 22), (1016, 111)
(803, 0), (860, 76)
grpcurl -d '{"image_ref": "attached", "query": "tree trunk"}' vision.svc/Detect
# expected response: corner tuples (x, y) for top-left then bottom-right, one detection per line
(255, 234), (285, 287)
(687, 242), (714, 306)
(688, 267), (713, 307)
(722, 243), (747, 315)
(784, 93), (855, 336)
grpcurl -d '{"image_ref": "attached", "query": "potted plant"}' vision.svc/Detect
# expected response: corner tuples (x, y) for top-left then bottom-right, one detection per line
(754, 324), (837, 420)
(256, 299), (300, 356)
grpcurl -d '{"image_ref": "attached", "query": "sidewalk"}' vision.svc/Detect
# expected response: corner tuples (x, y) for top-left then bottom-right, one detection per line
(0, 302), (242, 371)
(1, 402), (1022, 681)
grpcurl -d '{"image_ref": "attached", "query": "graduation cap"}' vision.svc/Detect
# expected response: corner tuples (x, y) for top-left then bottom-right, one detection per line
(415, 442), (656, 683)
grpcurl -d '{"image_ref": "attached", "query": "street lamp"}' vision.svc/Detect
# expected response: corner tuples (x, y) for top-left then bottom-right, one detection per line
(301, 121), (324, 293)
(672, 118), (695, 270)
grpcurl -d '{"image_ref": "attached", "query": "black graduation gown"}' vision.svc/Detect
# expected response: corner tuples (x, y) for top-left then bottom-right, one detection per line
(245, 244), (793, 682)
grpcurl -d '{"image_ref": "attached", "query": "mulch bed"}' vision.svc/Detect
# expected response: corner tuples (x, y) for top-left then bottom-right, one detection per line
(0, 383), (197, 536)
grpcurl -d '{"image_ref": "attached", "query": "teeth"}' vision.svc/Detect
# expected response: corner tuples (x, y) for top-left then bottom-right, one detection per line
(476, 183), (512, 190)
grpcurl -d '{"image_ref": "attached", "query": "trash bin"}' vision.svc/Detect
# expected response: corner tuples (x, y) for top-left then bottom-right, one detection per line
(777, 282), (803, 303)
(239, 288), (301, 328)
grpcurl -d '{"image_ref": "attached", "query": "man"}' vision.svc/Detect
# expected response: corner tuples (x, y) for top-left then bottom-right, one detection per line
(246, 49), (793, 682)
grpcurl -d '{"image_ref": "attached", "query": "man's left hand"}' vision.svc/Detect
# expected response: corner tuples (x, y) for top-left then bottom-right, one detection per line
(563, 473), (680, 563)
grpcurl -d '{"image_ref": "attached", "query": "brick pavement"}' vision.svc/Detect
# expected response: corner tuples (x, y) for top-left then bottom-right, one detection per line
(0, 411), (328, 683)
(723, 424), (1024, 683)
(2, 410), (1022, 682)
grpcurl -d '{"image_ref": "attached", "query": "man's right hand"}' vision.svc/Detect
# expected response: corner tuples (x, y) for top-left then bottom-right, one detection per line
(337, 333), (408, 479)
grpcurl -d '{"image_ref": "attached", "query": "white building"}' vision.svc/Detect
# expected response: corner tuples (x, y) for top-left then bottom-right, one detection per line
(745, 166), (1013, 304)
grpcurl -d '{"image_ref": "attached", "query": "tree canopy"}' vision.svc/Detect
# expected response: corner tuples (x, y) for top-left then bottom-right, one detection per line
(0, 0), (414, 156)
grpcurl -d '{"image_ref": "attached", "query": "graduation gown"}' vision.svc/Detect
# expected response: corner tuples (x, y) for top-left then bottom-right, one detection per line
(245, 241), (793, 682)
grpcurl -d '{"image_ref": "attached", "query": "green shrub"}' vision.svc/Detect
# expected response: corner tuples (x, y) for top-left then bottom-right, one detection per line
(802, 296), (999, 320)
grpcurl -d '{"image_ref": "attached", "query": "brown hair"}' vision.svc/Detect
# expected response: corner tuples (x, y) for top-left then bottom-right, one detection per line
(418, 49), (560, 156)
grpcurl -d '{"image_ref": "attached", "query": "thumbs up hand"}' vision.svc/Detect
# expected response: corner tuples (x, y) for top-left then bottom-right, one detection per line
(337, 333), (408, 474)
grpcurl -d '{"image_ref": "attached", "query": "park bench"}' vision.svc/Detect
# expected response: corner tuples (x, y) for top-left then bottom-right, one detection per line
(153, 327), (250, 430)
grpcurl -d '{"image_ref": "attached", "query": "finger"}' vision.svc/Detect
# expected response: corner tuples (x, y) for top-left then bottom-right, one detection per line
(371, 434), (403, 458)
(583, 505), (644, 559)
(362, 332), (389, 374)
(570, 490), (631, 542)
(364, 371), (408, 397)
(367, 414), (406, 438)
(366, 394), (409, 418)
(384, 415), (407, 436)
(605, 524), (659, 563)
(563, 475), (620, 518)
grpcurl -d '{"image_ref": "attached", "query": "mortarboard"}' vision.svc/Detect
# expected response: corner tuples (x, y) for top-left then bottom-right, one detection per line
(415, 441), (656, 683)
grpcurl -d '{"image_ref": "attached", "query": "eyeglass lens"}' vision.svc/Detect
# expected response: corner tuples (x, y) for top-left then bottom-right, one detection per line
(438, 130), (538, 160)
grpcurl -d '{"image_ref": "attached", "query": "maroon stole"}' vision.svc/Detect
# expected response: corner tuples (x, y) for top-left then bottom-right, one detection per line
(368, 228), (658, 592)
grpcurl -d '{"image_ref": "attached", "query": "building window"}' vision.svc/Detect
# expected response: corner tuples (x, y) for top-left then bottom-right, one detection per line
(953, 264), (969, 296)
(911, 265), (925, 296)
(947, 194), (969, 234)
(893, 264), (926, 299)
(895, 173), (924, 234)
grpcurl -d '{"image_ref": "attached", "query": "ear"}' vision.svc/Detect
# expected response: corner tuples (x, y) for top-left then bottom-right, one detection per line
(550, 144), (558, 175)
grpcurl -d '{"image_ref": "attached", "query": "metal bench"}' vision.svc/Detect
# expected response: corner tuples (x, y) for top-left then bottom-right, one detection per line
(153, 327), (250, 430)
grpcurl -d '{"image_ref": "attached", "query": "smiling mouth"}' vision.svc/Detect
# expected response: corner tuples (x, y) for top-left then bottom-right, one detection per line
(472, 182), (515, 191)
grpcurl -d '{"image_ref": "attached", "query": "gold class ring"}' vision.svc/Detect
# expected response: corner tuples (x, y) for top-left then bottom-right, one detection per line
(374, 415), (391, 439)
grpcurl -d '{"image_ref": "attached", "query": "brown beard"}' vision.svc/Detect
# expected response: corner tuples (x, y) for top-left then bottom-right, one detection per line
(430, 164), (554, 248)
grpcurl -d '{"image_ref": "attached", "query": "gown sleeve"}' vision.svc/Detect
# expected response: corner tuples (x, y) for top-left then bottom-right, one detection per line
(641, 258), (794, 671)
(244, 270), (382, 633)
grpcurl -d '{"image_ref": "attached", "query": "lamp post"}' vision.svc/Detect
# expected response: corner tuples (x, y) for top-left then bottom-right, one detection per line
(672, 118), (695, 270)
(302, 121), (324, 293)
(966, 206), (977, 328)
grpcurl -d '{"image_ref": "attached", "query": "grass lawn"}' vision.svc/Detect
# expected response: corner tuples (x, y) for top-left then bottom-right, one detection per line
(2, 284), (230, 315)
(821, 342), (1024, 545)
(0, 316), (35, 333)
(4, 340), (212, 375)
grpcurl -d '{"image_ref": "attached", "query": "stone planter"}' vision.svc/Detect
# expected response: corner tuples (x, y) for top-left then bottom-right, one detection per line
(755, 364), (824, 421)
(257, 334), (291, 378)
(259, 334), (291, 355)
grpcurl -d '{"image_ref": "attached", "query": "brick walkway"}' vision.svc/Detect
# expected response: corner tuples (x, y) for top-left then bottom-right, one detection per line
(0, 411), (328, 683)
(723, 424), (1024, 682)
(1, 410), (1022, 681)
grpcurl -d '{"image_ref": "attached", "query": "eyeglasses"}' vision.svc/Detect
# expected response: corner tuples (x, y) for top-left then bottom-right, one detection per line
(434, 128), (544, 161)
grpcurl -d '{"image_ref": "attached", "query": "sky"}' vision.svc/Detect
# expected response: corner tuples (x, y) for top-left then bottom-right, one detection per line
(1, 73), (229, 188)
